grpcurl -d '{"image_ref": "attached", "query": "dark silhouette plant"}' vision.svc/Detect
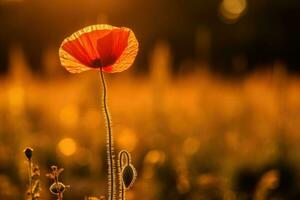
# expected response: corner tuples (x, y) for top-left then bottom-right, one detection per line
(46, 166), (70, 200)
(24, 147), (41, 200)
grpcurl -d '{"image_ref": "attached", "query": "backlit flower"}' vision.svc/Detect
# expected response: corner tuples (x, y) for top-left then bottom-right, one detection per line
(59, 24), (138, 73)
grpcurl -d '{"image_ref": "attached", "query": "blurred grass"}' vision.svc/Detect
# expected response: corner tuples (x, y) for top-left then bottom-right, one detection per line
(0, 45), (300, 200)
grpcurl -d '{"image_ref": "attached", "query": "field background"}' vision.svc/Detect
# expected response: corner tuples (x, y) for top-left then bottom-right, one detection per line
(0, 0), (300, 200)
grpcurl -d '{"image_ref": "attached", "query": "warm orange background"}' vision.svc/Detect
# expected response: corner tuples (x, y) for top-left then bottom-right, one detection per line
(0, 0), (300, 200)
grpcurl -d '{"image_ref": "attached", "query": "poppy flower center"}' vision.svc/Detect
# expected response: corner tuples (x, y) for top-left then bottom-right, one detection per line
(91, 59), (103, 67)
(90, 57), (116, 69)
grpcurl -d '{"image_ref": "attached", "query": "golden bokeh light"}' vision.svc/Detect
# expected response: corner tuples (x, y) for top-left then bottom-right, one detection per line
(58, 138), (77, 156)
(144, 150), (166, 165)
(7, 85), (24, 114)
(82, 109), (100, 129)
(219, 0), (247, 23)
(183, 137), (200, 155)
(59, 105), (79, 128)
(197, 174), (219, 187)
(117, 128), (137, 151)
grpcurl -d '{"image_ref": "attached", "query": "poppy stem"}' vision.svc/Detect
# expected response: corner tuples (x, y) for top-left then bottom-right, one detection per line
(28, 159), (33, 200)
(99, 69), (116, 200)
(54, 173), (63, 200)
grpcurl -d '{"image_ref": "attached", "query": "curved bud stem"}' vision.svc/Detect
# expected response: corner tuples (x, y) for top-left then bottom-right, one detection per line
(118, 150), (131, 200)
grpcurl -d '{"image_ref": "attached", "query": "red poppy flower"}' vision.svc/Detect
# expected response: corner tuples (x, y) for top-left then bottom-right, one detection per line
(59, 24), (139, 73)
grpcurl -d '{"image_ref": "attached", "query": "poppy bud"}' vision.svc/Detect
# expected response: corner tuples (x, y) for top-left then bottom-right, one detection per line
(122, 164), (137, 189)
(24, 147), (33, 160)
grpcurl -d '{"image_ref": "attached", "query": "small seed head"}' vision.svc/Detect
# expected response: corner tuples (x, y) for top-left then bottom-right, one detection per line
(49, 182), (68, 195)
(24, 147), (33, 160)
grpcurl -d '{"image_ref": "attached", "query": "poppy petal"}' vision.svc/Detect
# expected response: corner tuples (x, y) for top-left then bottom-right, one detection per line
(97, 29), (130, 69)
(106, 27), (138, 73)
(59, 24), (138, 74)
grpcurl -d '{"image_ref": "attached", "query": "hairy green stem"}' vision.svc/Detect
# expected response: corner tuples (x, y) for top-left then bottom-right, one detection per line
(99, 69), (116, 200)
